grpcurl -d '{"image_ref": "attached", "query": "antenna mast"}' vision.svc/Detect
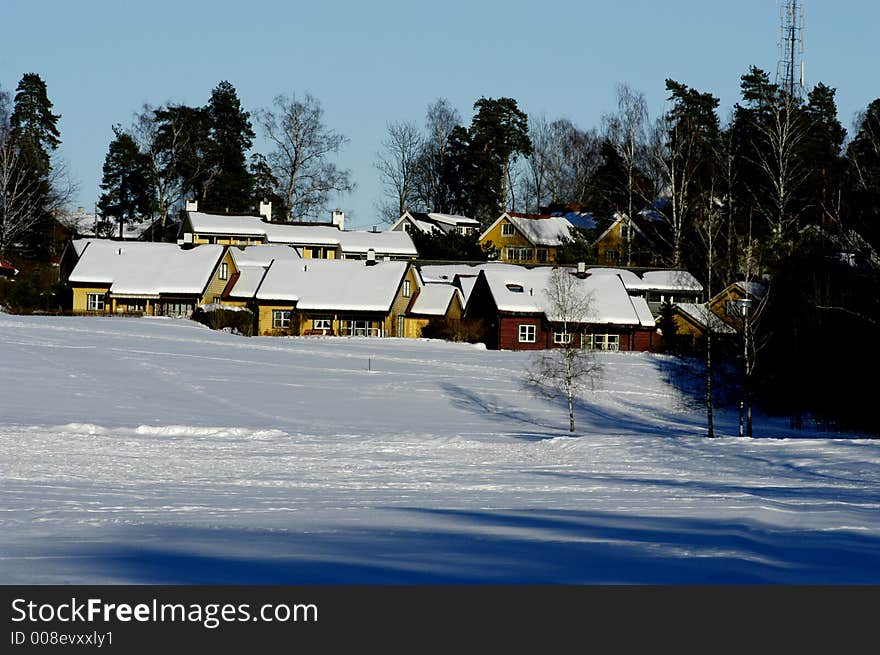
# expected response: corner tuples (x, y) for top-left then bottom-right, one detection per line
(776, 0), (805, 97)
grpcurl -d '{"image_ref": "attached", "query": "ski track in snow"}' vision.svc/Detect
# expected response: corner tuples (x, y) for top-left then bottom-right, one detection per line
(1, 314), (879, 584)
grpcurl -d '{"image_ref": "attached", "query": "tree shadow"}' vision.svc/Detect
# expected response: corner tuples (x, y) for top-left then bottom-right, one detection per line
(32, 507), (880, 584)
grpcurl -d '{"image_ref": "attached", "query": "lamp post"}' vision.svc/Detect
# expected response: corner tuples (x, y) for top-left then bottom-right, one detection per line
(736, 297), (753, 437)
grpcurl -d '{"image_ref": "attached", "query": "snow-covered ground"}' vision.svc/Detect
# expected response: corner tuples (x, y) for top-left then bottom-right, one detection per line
(2, 314), (879, 584)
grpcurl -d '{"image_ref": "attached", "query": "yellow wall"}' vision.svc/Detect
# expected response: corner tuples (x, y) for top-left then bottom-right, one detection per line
(110, 297), (155, 315)
(301, 246), (338, 259)
(193, 234), (264, 246)
(708, 285), (747, 330)
(479, 217), (557, 264)
(596, 221), (625, 265)
(257, 303), (297, 336)
(385, 266), (419, 336)
(72, 286), (111, 313)
(199, 249), (237, 305)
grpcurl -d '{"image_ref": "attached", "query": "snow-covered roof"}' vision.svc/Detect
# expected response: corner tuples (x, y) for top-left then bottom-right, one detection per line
(187, 212), (270, 237)
(425, 213), (480, 227)
(69, 242), (224, 296)
(675, 303), (737, 334)
(226, 267), (268, 299)
(409, 284), (461, 316)
(187, 212), (418, 256)
(456, 276), (479, 304)
(228, 244), (300, 268)
(479, 213), (574, 246)
(627, 270), (703, 293)
(480, 266), (651, 326)
(255, 259), (408, 311)
(631, 296), (657, 327)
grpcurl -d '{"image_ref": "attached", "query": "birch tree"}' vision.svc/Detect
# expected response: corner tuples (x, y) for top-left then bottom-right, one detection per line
(375, 120), (422, 223)
(523, 267), (602, 432)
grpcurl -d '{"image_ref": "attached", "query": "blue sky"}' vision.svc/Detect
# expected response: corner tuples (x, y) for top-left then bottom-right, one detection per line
(1, 1), (877, 229)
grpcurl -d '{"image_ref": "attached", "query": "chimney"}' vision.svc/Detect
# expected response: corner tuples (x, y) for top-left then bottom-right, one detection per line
(259, 201), (272, 222)
(185, 200), (198, 212)
(366, 248), (376, 266)
(332, 209), (345, 231)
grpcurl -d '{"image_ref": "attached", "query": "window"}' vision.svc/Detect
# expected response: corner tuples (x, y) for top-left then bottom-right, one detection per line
(605, 250), (619, 264)
(584, 333), (620, 351)
(122, 300), (146, 314)
(312, 316), (332, 331)
(553, 331), (572, 344)
(273, 310), (291, 329)
(725, 300), (743, 318)
(219, 262), (229, 280)
(536, 248), (548, 263)
(340, 319), (382, 337)
(506, 283), (524, 293)
(397, 315), (405, 337)
(518, 324), (536, 343)
(87, 293), (105, 311)
(403, 280), (411, 297)
(506, 247), (533, 261)
(213, 296), (221, 304)
(501, 222), (515, 237)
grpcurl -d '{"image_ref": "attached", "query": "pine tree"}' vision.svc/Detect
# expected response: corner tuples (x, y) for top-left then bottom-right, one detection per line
(97, 127), (153, 237)
(6, 73), (62, 258)
(203, 81), (255, 213)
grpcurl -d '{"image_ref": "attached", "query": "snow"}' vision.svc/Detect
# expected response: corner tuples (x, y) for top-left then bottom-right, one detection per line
(676, 302), (738, 334)
(186, 212), (418, 257)
(631, 270), (704, 293)
(507, 214), (574, 246)
(228, 244), (301, 268)
(255, 258), (408, 310)
(483, 267), (645, 325)
(410, 285), (460, 316)
(68, 241), (224, 295)
(2, 313), (879, 584)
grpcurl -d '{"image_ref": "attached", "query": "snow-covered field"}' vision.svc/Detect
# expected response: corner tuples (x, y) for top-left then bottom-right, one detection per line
(2, 313), (879, 584)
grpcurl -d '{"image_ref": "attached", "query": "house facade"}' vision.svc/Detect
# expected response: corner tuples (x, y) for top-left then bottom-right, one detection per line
(464, 265), (658, 351)
(478, 213), (574, 265)
(390, 211), (481, 236)
(68, 241), (226, 318)
(594, 213), (658, 267)
(179, 206), (418, 261)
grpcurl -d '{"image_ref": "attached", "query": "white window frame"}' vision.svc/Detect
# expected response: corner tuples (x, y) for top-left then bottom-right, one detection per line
(87, 293), (105, 311)
(518, 324), (537, 343)
(553, 331), (572, 344)
(585, 333), (620, 351)
(536, 248), (548, 262)
(273, 310), (291, 329)
(501, 223), (515, 237)
(506, 247), (533, 262)
(403, 279), (411, 297)
(312, 316), (332, 331)
(340, 319), (382, 337)
(219, 262), (229, 280)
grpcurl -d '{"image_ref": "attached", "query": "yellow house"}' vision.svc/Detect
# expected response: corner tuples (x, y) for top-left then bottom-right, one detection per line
(478, 213), (574, 265)
(179, 205), (418, 260)
(403, 284), (465, 338)
(248, 258), (419, 337)
(68, 241), (226, 317)
(594, 213), (657, 267)
(707, 281), (767, 331)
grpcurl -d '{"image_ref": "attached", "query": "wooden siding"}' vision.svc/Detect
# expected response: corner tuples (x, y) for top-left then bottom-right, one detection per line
(708, 286), (748, 330)
(72, 286), (111, 313)
(479, 217), (558, 265)
(200, 248), (237, 305)
(384, 265), (419, 337)
(257, 303), (297, 336)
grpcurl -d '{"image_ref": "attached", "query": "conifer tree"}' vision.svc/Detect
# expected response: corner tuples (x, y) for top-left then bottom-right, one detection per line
(203, 81), (255, 213)
(98, 127), (153, 237)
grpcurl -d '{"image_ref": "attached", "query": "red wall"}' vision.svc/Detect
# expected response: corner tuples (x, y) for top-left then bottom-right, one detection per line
(497, 315), (656, 352)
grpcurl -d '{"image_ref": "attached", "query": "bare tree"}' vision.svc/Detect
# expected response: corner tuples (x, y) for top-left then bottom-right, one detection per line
(415, 98), (461, 213)
(603, 84), (651, 265)
(256, 93), (355, 221)
(374, 120), (422, 224)
(748, 93), (809, 245)
(523, 268), (602, 432)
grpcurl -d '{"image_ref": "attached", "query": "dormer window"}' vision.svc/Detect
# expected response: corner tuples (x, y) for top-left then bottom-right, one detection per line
(506, 283), (524, 293)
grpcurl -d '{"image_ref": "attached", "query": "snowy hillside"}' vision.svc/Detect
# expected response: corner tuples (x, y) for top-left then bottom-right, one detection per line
(2, 314), (879, 583)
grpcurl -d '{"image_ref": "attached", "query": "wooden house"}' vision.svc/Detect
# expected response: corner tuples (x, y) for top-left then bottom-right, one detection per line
(67, 241), (226, 317)
(390, 211), (481, 236)
(464, 265), (658, 351)
(478, 213), (574, 265)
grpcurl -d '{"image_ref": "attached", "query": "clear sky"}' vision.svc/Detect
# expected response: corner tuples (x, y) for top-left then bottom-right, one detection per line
(1, 1), (877, 229)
